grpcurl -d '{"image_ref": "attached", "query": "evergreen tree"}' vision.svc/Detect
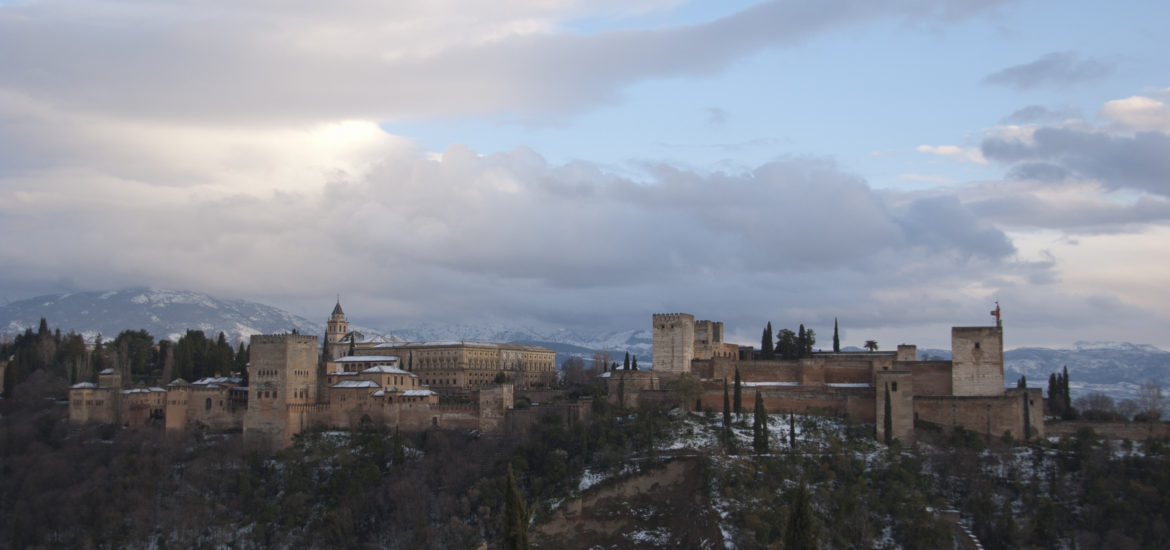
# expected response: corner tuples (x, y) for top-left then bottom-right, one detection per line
(832, 317), (840, 353)
(723, 381), (731, 429)
(501, 465), (529, 550)
(1017, 375), (1027, 388)
(624, 351), (630, 371)
(797, 325), (807, 359)
(632, 356), (638, 370)
(776, 328), (798, 360)
(752, 391), (769, 453)
(733, 368), (743, 420)
(783, 482), (816, 550)
(789, 411), (796, 449)
(761, 322), (775, 359)
(883, 382), (893, 445)
(802, 328), (816, 357)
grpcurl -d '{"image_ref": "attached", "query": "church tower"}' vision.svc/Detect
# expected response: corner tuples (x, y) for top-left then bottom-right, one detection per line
(324, 299), (350, 362)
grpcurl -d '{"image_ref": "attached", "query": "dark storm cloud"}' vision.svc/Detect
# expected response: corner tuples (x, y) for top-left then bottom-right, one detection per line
(896, 196), (1016, 259)
(983, 127), (1170, 196)
(982, 52), (1115, 90)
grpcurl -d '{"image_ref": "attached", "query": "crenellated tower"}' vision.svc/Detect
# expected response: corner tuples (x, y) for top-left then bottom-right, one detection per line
(652, 313), (695, 375)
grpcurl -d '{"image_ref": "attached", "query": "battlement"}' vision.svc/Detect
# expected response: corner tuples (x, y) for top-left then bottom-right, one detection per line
(250, 334), (318, 346)
(653, 313), (694, 324)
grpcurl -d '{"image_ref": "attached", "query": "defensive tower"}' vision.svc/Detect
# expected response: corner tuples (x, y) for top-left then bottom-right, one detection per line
(652, 313), (695, 375)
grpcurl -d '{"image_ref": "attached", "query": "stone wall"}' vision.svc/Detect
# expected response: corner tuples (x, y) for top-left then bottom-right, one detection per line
(1045, 421), (1170, 440)
(904, 361), (953, 396)
(244, 334), (320, 448)
(876, 371), (915, 444)
(914, 387), (1043, 440)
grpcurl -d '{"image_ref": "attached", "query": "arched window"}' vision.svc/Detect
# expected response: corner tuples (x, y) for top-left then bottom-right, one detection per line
(205, 398), (212, 411)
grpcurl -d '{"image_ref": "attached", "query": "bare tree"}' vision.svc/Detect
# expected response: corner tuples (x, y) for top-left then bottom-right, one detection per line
(560, 357), (590, 388)
(1136, 381), (1165, 422)
(591, 350), (612, 375)
(1074, 392), (1118, 421)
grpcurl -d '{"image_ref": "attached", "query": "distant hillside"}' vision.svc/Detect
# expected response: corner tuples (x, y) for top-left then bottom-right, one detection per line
(0, 288), (322, 345)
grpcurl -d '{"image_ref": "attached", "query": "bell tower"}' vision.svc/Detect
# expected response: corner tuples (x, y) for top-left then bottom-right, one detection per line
(325, 298), (350, 361)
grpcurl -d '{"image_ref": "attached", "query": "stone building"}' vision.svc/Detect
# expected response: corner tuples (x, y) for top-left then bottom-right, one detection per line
(649, 310), (1043, 444)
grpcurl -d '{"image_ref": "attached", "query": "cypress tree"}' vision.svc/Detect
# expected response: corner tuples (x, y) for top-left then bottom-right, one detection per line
(624, 351), (630, 371)
(752, 391), (769, 453)
(832, 318), (840, 353)
(722, 381), (731, 429)
(797, 325), (807, 359)
(883, 382), (893, 445)
(502, 465), (529, 550)
(761, 322), (774, 359)
(789, 411), (796, 449)
(733, 368), (743, 420)
(783, 482), (816, 550)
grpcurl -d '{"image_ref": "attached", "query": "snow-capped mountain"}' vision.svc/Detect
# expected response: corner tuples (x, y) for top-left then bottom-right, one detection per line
(0, 288), (323, 345)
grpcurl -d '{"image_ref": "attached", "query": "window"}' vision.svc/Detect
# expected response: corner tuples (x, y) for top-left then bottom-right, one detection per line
(205, 398), (212, 411)
(891, 382), (898, 392)
(974, 342), (981, 350)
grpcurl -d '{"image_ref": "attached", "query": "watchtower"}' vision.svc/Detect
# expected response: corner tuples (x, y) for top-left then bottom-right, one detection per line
(950, 326), (1004, 396)
(324, 299), (350, 361)
(652, 313), (695, 375)
(244, 333), (319, 447)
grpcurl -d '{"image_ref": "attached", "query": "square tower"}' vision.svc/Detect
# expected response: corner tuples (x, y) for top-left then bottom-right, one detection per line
(244, 334), (319, 447)
(950, 326), (1004, 396)
(652, 313), (695, 375)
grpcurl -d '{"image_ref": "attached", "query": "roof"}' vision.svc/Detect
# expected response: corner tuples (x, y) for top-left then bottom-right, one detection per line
(166, 378), (190, 387)
(402, 389), (436, 397)
(361, 365), (413, 376)
(99, 368), (116, 375)
(332, 300), (344, 316)
(192, 376), (242, 386)
(371, 341), (553, 353)
(331, 380), (380, 389)
(70, 382), (98, 389)
(333, 355), (400, 363)
(122, 387), (166, 394)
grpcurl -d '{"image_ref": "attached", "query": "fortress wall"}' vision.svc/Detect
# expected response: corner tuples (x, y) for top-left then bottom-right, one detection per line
(186, 387), (243, 431)
(698, 384), (872, 418)
(876, 371), (915, 444)
(905, 361), (953, 396)
(913, 388), (1041, 440)
(1045, 421), (1170, 440)
(823, 364), (873, 385)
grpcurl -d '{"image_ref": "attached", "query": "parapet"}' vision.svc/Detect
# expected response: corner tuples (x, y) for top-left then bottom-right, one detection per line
(652, 313), (695, 326)
(250, 334), (319, 346)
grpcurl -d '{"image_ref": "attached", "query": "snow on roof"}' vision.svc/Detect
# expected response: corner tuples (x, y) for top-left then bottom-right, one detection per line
(742, 381), (800, 387)
(192, 376), (242, 386)
(361, 365), (413, 375)
(402, 389), (435, 397)
(826, 382), (872, 388)
(99, 368), (116, 375)
(167, 378), (189, 386)
(331, 380), (381, 389)
(122, 387), (166, 394)
(333, 355), (400, 363)
(70, 382), (98, 389)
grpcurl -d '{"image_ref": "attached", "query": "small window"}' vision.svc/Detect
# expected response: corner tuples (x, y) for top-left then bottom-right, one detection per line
(974, 342), (981, 350)
(891, 382), (898, 392)
(205, 398), (212, 411)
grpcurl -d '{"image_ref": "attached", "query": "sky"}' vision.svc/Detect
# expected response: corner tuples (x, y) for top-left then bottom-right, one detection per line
(1, 0), (1168, 350)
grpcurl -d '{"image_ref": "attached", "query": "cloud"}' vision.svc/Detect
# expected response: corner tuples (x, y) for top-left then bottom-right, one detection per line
(916, 144), (987, 164)
(982, 126), (1170, 196)
(982, 51), (1115, 90)
(706, 107), (728, 127)
(1099, 96), (1170, 133)
(1001, 105), (1081, 125)
(0, 0), (1011, 124)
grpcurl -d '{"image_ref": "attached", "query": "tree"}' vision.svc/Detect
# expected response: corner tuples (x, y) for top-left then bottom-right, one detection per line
(114, 329), (156, 381)
(797, 325), (806, 358)
(1136, 381), (1164, 422)
(723, 381), (731, 429)
(623, 351), (630, 371)
(832, 318), (840, 353)
(632, 355), (638, 370)
(501, 465), (529, 550)
(761, 322), (774, 359)
(752, 391), (769, 453)
(1017, 375), (1027, 388)
(883, 382), (893, 445)
(802, 328), (816, 358)
(733, 368), (743, 420)
(784, 482), (816, 550)
(788, 412), (796, 449)
(591, 350), (612, 375)
(560, 357), (589, 388)
(1074, 392), (1118, 421)
(776, 329), (798, 360)
(864, 340), (879, 352)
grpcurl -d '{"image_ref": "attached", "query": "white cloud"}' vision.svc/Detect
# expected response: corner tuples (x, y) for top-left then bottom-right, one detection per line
(915, 144), (988, 164)
(1099, 95), (1170, 133)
